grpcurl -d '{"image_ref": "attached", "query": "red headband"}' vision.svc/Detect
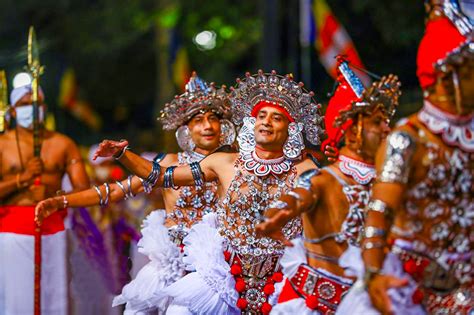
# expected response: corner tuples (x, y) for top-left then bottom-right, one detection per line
(250, 100), (295, 122)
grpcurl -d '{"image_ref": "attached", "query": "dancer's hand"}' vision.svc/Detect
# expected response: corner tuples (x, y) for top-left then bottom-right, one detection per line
(35, 197), (62, 226)
(324, 145), (339, 163)
(93, 139), (129, 160)
(256, 209), (293, 247)
(367, 274), (408, 315)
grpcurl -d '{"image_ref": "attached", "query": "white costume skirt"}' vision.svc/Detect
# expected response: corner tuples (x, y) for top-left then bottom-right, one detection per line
(112, 210), (185, 314)
(162, 213), (240, 315)
(336, 245), (425, 315)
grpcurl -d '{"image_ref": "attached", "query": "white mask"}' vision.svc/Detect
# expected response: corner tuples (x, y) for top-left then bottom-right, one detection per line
(15, 105), (45, 129)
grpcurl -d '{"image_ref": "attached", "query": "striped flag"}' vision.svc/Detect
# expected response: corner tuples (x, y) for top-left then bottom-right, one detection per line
(168, 29), (191, 92)
(300, 0), (370, 85)
(58, 68), (102, 130)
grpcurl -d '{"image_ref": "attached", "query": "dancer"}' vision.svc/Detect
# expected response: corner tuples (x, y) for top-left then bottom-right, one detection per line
(36, 70), (326, 314)
(339, 1), (473, 314)
(256, 57), (400, 314)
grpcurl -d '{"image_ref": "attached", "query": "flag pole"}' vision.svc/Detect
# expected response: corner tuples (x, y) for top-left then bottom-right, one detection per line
(0, 71), (7, 133)
(27, 26), (44, 315)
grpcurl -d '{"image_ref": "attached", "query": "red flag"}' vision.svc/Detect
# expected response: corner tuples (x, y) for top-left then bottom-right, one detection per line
(304, 0), (370, 85)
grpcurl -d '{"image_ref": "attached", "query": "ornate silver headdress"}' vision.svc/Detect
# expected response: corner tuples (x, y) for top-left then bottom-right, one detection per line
(158, 72), (232, 130)
(158, 72), (235, 152)
(229, 70), (325, 147)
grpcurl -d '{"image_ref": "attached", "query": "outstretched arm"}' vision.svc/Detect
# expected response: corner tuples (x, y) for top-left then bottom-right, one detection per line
(35, 175), (145, 224)
(36, 140), (222, 223)
(256, 169), (321, 246)
(93, 139), (218, 186)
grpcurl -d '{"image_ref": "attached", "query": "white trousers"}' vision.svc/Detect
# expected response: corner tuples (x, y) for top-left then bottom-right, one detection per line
(0, 231), (67, 315)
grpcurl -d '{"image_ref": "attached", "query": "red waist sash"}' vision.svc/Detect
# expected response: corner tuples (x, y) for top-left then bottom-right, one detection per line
(278, 264), (353, 314)
(0, 205), (66, 235)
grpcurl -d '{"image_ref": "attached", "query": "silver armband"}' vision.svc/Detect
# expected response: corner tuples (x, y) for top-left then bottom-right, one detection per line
(366, 199), (393, 218)
(114, 144), (130, 160)
(163, 166), (178, 189)
(364, 226), (386, 238)
(153, 152), (167, 163)
(295, 169), (320, 190)
(268, 200), (289, 210)
(103, 182), (110, 206)
(379, 131), (416, 184)
(142, 159), (161, 193)
(287, 191), (303, 201)
(189, 162), (204, 186)
(115, 181), (128, 200)
(128, 175), (137, 198)
(94, 184), (110, 207)
(362, 240), (386, 250)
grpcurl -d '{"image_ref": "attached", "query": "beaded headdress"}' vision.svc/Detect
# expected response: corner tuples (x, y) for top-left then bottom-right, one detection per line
(158, 72), (232, 130)
(417, 0), (473, 89)
(322, 56), (401, 150)
(229, 70), (325, 146)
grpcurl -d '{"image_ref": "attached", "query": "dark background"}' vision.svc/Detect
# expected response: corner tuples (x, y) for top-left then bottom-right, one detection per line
(0, 0), (429, 152)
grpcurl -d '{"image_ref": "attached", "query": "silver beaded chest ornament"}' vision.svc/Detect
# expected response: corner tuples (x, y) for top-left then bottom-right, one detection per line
(215, 70), (325, 314)
(379, 126), (473, 313)
(166, 150), (219, 244)
(158, 71), (236, 152)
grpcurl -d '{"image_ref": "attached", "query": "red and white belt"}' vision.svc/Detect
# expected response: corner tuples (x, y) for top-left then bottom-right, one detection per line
(278, 264), (353, 314)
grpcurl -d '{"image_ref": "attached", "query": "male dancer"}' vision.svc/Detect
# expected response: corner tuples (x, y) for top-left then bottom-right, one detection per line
(36, 70), (326, 314)
(339, 1), (473, 314)
(256, 57), (401, 314)
(112, 72), (236, 313)
(0, 82), (89, 314)
(29, 72), (233, 314)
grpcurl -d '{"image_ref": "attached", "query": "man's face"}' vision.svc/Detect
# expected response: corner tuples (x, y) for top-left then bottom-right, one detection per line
(11, 92), (46, 129)
(187, 111), (222, 151)
(360, 109), (391, 158)
(254, 106), (290, 151)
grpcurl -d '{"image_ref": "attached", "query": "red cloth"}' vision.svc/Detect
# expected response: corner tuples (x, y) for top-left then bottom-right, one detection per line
(321, 57), (361, 151)
(0, 205), (66, 235)
(417, 17), (467, 89)
(277, 279), (301, 303)
(251, 100), (295, 122)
